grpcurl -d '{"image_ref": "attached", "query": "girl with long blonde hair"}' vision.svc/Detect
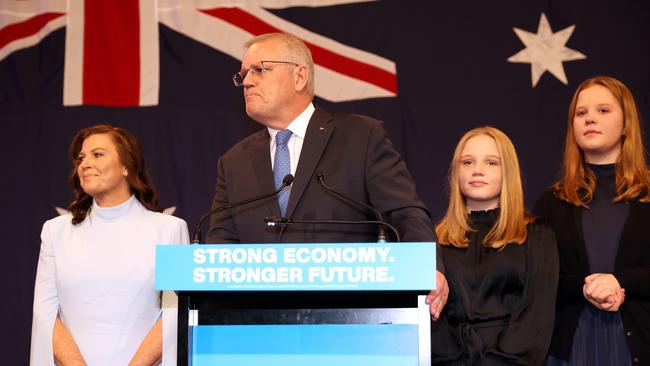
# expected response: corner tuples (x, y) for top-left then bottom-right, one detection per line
(431, 126), (558, 365)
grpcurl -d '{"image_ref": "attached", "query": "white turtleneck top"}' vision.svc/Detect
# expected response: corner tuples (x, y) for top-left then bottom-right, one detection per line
(31, 195), (189, 365)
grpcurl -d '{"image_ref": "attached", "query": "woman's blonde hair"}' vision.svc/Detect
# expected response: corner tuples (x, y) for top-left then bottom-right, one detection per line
(553, 75), (650, 206)
(436, 126), (532, 249)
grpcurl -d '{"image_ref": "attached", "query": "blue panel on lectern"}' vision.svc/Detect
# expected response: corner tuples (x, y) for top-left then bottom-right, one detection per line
(191, 324), (419, 366)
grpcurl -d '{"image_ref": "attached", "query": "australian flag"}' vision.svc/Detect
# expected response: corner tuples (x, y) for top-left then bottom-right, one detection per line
(1, 0), (648, 364)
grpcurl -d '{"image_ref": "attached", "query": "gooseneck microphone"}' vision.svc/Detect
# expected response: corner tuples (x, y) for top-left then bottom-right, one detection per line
(192, 174), (294, 244)
(314, 173), (399, 242)
(263, 216), (400, 243)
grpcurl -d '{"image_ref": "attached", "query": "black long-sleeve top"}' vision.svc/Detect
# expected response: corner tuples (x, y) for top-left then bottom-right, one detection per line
(431, 210), (559, 365)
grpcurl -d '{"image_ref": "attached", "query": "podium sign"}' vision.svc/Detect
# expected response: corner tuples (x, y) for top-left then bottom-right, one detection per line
(156, 242), (437, 366)
(155, 242), (436, 291)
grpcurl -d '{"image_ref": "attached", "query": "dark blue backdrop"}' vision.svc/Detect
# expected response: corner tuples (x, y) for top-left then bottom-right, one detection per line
(1, 1), (649, 364)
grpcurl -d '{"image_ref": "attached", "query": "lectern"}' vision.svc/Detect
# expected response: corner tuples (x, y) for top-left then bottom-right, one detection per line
(155, 242), (436, 366)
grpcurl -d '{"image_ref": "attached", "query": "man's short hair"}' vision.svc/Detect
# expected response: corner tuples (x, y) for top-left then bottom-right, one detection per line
(245, 33), (315, 96)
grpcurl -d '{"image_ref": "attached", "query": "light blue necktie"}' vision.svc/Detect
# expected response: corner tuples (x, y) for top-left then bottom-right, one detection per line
(273, 129), (292, 216)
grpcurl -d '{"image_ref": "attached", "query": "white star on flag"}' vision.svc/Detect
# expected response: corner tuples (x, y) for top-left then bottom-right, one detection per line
(508, 13), (586, 87)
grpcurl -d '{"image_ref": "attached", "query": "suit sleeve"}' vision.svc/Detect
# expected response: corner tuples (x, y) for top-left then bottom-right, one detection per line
(30, 220), (58, 366)
(363, 121), (442, 271)
(363, 121), (435, 243)
(491, 225), (559, 365)
(206, 156), (241, 244)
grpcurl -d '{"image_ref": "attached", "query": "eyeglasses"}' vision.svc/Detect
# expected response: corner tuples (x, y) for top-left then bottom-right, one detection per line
(232, 60), (299, 86)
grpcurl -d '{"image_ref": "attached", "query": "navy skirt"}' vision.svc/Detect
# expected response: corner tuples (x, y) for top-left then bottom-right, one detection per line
(547, 305), (631, 366)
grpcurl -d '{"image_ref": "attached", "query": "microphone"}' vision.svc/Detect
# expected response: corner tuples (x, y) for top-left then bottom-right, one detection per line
(263, 217), (400, 242)
(192, 174), (294, 244)
(315, 173), (398, 242)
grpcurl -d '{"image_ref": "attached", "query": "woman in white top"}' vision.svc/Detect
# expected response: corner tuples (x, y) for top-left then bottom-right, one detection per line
(31, 124), (189, 365)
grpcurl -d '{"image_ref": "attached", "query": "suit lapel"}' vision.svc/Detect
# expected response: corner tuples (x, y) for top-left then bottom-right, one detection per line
(248, 130), (281, 217)
(284, 107), (335, 218)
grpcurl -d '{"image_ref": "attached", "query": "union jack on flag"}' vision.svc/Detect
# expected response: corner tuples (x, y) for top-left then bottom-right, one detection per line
(0, 0), (397, 106)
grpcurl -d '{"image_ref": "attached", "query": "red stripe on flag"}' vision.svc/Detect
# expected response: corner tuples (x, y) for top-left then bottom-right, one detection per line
(200, 7), (397, 94)
(83, 0), (140, 106)
(0, 13), (64, 49)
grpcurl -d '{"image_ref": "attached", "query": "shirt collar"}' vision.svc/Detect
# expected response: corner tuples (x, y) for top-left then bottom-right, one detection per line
(267, 102), (315, 140)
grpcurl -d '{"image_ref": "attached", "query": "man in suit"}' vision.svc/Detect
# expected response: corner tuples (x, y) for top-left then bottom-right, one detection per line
(206, 32), (447, 318)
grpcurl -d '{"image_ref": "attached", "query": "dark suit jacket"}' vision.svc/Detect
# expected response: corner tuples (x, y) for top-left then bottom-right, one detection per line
(534, 189), (650, 363)
(206, 106), (436, 247)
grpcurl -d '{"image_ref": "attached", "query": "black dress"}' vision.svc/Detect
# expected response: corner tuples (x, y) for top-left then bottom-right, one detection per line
(431, 210), (559, 365)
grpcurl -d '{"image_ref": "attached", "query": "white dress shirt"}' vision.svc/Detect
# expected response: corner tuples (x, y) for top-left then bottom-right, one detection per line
(267, 102), (315, 175)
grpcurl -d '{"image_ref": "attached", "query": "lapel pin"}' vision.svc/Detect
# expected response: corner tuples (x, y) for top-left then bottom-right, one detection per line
(319, 127), (327, 132)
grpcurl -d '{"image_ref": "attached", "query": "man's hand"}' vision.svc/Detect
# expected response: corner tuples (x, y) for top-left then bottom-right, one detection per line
(425, 271), (449, 320)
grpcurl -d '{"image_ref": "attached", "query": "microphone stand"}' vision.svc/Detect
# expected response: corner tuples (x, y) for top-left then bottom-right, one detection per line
(264, 217), (401, 243)
(192, 174), (294, 244)
(316, 173), (394, 242)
